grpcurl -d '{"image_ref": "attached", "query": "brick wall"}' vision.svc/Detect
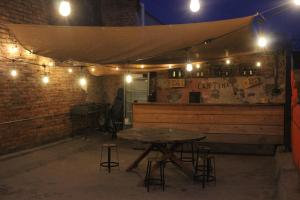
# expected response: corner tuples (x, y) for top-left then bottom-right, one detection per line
(0, 0), (87, 154)
(101, 0), (138, 26)
(49, 0), (139, 26)
(90, 75), (123, 105)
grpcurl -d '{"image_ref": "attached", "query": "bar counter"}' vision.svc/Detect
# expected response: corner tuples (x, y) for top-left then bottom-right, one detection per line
(132, 102), (285, 145)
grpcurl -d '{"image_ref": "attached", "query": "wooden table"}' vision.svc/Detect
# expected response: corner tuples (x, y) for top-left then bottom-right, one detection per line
(118, 128), (206, 178)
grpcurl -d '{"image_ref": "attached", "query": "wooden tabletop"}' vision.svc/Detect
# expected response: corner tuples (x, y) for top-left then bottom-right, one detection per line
(118, 128), (206, 143)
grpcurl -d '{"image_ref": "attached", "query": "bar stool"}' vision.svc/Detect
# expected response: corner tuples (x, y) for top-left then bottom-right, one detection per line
(193, 145), (216, 188)
(144, 157), (166, 192)
(100, 143), (120, 173)
(179, 142), (195, 165)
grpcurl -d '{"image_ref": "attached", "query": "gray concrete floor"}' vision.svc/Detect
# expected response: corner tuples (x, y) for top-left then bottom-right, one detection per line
(0, 133), (277, 200)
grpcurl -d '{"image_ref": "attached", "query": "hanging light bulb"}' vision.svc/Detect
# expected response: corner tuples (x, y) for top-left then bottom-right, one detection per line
(256, 61), (262, 67)
(42, 75), (50, 84)
(115, 67), (119, 71)
(24, 49), (35, 59)
(8, 45), (19, 55)
(79, 77), (87, 86)
(257, 36), (268, 48)
(78, 66), (87, 86)
(140, 65), (144, 69)
(294, 0), (300, 6)
(190, 0), (201, 12)
(226, 59), (231, 65)
(196, 64), (201, 69)
(68, 68), (73, 73)
(186, 63), (193, 72)
(48, 61), (55, 67)
(10, 69), (18, 78)
(125, 74), (133, 83)
(42, 65), (49, 84)
(168, 64), (172, 69)
(59, 0), (71, 17)
(91, 67), (95, 72)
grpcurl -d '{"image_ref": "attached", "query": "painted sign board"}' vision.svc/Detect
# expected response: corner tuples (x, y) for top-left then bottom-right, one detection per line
(169, 79), (185, 88)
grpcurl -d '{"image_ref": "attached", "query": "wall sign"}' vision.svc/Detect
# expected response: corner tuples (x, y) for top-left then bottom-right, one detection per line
(242, 77), (262, 89)
(198, 81), (230, 89)
(169, 79), (185, 88)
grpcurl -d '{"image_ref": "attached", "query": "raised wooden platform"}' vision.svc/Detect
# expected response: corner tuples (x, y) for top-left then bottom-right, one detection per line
(133, 103), (284, 145)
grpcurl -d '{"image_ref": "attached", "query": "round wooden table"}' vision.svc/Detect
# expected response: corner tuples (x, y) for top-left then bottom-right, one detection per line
(118, 128), (207, 178)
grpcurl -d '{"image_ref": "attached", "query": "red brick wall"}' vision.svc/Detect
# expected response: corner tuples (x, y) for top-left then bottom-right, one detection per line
(101, 0), (138, 26)
(0, 0), (87, 154)
(292, 70), (300, 171)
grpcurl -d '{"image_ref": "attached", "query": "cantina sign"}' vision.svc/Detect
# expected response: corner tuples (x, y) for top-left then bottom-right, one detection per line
(198, 81), (230, 89)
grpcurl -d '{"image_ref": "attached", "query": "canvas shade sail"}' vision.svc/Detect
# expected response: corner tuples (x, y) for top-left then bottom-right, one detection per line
(6, 15), (256, 65)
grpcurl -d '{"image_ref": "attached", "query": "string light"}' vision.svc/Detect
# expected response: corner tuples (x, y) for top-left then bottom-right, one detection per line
(196, 63), (201, 69)
(79, 67), (87, 86)
(68, 68), (73, 73)
(226, 59), (231, 65)
(125, 74), (133, 83)
(294, 0), (300, 6)
(8, 45), (19, 55)
(9, 59), (18, 78)
(10, 69), (18, 78)
(91, 67), (95, 72)
(257, 36), (268, 48)
(140, 65), (144, 69)
(79, 77), (87, 86)
(190, 0), (201, 12)
(115, 67), (119, 71)
(42, 75), (50, 84)
(42, 65), (49, 84)
(256, 61), (262, 67)
(24, 49), (35, 59)
(186, 63), (193, 72)
(168, 64), (172, 69)
(59, 0), (71, 17)
(48, 61), (55, 67)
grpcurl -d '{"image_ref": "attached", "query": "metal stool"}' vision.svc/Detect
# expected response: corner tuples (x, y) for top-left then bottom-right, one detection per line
(144, 157), (166, 192)
(193, 145), (216, 188)
(100, 143), (119, 173)
(179, 142), (195, 165)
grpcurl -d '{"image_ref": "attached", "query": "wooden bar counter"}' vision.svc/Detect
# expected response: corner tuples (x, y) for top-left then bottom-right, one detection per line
(132, 103), (284, 145)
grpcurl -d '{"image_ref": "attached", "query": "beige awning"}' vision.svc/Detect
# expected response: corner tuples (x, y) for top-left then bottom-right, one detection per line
(6, 15), (256, 65)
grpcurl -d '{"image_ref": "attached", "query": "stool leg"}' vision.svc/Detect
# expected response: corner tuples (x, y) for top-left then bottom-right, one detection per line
(213, 157), (216, 185)
(202, 155), (206, 189)
(191, 143), (195, 166)
(145, 161), (150, 187)
(206, 158), (210, 182)
(116, 146), (120, 170)
(194, 149), (199, 178)
(180, 144), (184, 160)
(108, 147), (111, 173)
(161, 161), (165, 191)
(100, 146), (104, 171)
(159, 161), (163, 191)
(147, 161), (152, 192)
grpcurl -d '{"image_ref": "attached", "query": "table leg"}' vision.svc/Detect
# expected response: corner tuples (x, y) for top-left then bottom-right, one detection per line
(126, 144), (154, 171)
(156, 143), (194, 178)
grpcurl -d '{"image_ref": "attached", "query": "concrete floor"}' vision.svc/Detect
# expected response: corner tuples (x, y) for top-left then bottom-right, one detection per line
(0, 133), (277, 200)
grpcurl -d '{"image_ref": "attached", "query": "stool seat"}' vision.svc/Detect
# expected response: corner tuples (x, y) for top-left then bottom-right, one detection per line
(179, 142), (195, 164)
(147, 157), (163, 162)
(102, 143), (117, 148)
